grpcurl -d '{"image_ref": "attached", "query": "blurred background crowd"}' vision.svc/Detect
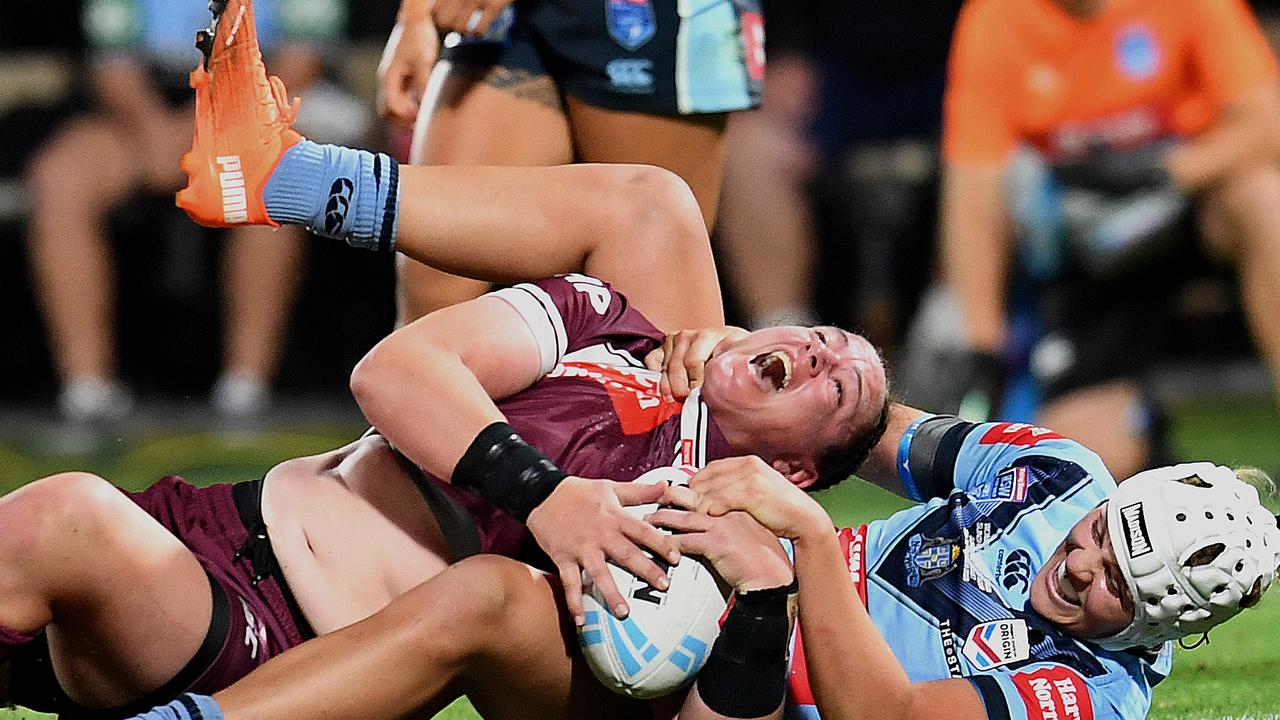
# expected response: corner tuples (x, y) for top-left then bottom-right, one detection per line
(2, 0), (1279, 484)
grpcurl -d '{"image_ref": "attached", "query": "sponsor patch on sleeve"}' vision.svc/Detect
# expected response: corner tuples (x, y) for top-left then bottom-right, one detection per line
(972, 466), (1030, 502)
(1011, 666), (1094, 720)
(979, 423), (1064, 447)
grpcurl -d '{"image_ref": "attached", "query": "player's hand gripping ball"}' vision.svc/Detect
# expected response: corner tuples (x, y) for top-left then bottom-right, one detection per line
(578, 466), (728, 699)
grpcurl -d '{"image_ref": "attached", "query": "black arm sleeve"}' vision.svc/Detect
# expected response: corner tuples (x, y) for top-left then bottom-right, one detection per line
(906, 415), (979, 500)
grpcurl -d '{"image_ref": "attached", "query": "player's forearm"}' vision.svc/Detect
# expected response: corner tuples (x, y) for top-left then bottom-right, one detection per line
(791, 526), (987, 720)
(791, 527), (916, 720)
(1167, 84), (1280, 190)
(397, 0), (434, 21)
(678, 687), (784, 720)
(855, 403), (927, 499)
(939, 164), (1011, 353)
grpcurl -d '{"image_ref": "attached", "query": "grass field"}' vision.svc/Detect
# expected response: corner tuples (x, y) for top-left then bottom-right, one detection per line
(2, 398), (1277, 719)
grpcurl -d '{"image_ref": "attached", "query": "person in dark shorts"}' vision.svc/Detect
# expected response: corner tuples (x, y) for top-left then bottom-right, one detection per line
(378, 0), (764, 320)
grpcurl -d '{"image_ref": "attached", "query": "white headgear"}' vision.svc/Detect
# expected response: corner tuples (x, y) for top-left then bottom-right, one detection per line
(1099, 462), (1280, 651)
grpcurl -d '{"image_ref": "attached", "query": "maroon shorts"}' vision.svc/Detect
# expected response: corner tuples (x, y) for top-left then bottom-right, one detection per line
(125, 476), (312, 693)
(11, 477), (313, 718)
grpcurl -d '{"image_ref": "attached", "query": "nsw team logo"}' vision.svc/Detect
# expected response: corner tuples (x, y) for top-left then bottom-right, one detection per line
(606, 0), (657, 51)
(974, 466), (1029, 503)
(1116, 25), (1160, 81)
(905, 533), (961, 587)
(962, 619), (1030, 671)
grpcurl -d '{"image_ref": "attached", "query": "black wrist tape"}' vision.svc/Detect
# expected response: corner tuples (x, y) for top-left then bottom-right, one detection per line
(697, 580), (796, 718)
(451, 422), (567, 522)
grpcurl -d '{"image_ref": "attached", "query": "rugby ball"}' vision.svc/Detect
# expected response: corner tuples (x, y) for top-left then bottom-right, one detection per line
(578, 466), (728, 699)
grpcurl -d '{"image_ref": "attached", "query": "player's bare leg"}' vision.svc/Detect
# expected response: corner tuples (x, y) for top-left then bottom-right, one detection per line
(564, 97), (728, 230)
(393, 163), (724, 329)
(715, 105), (818, 329)
(211, 556), (650, 720)
(217, 224), (304, 413)
(176, 0), (723, 331)
(396, 60), (574, 324)
(1198, 161), (1280, 397)
(24, 116), (147, 418)
(0, 473), (212, 708)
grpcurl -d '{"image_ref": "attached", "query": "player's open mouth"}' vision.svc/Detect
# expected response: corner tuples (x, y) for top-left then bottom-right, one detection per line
(750, 351), (792, 391)
(1053, 559), (1081, 608)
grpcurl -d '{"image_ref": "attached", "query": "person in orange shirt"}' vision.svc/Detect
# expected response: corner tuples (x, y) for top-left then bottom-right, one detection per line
(939, 0), (1280, 478)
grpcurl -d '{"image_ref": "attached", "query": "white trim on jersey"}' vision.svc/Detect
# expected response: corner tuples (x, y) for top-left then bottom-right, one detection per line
(491, 284), (568, 377)
(676, 387), (711, 468)
(675, 0), (692, 113)
(561, 342), (645, 369)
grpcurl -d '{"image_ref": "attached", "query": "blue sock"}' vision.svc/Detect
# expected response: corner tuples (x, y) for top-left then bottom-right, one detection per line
(129, 693), (225, 720)
(263, 139), (399, 252)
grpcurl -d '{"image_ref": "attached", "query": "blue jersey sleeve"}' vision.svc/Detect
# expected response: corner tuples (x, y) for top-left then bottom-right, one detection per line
(967, 660), (1154, 720)
(897, 416), (1116, 502)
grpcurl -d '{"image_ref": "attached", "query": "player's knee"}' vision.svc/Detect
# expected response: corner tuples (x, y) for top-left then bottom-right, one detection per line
(365, 558), (518, 663)
(450, 556), (531, 624)
(24, 121), (119, 214)
(0, 473), (120, 561)
(614, 166), (706, 259)
(405, 556), (541, 651)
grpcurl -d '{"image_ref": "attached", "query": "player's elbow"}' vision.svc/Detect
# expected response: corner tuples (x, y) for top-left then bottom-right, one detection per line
(350, 339), (397, 419)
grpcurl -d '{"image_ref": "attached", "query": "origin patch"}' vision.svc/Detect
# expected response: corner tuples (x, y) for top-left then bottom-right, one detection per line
(963, 619), (1030, 671)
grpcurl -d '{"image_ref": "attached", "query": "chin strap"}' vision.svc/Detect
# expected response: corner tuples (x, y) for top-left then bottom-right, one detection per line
(1177, 632), (1210, 651)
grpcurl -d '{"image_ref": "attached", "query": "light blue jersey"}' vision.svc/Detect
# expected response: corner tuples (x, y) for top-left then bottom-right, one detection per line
(785, 416), (1173, 720)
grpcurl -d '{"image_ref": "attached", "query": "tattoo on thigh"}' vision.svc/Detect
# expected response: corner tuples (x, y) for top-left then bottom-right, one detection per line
(482, 65), (564, 111)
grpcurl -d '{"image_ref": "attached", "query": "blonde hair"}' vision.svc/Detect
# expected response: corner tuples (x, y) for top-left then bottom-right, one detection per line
(1235, 466), (1277, 508)
(1235, 467), (1279, 590)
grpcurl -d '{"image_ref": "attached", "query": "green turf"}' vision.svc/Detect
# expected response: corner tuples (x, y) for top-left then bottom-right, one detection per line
(2, 398), (1277, 719)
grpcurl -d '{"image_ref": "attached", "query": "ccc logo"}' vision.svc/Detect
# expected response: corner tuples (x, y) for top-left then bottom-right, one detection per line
(606, 59), (654, 92)
(325, 177), (355, 234)
(1001, 549), (1032, 594)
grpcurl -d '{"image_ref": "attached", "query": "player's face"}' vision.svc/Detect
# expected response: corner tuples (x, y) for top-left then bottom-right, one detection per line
(1029, 504), (1134, 638)
(699, 325), (888, 475)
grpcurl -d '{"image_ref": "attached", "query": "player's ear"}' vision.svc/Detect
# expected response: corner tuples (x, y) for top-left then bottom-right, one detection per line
(771, 456), (819, 489)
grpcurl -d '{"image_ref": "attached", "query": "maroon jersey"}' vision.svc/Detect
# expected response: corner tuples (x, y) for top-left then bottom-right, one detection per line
(424, 274), (732, 559)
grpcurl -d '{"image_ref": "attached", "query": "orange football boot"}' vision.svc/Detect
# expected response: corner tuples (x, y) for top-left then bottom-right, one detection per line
(177, 0), (302, 228)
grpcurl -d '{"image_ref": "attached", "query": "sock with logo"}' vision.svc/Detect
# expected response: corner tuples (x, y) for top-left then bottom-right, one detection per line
(0, 623), (36, 660)
(262, 139), (399, 252)
(127, 693), (225, 720)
